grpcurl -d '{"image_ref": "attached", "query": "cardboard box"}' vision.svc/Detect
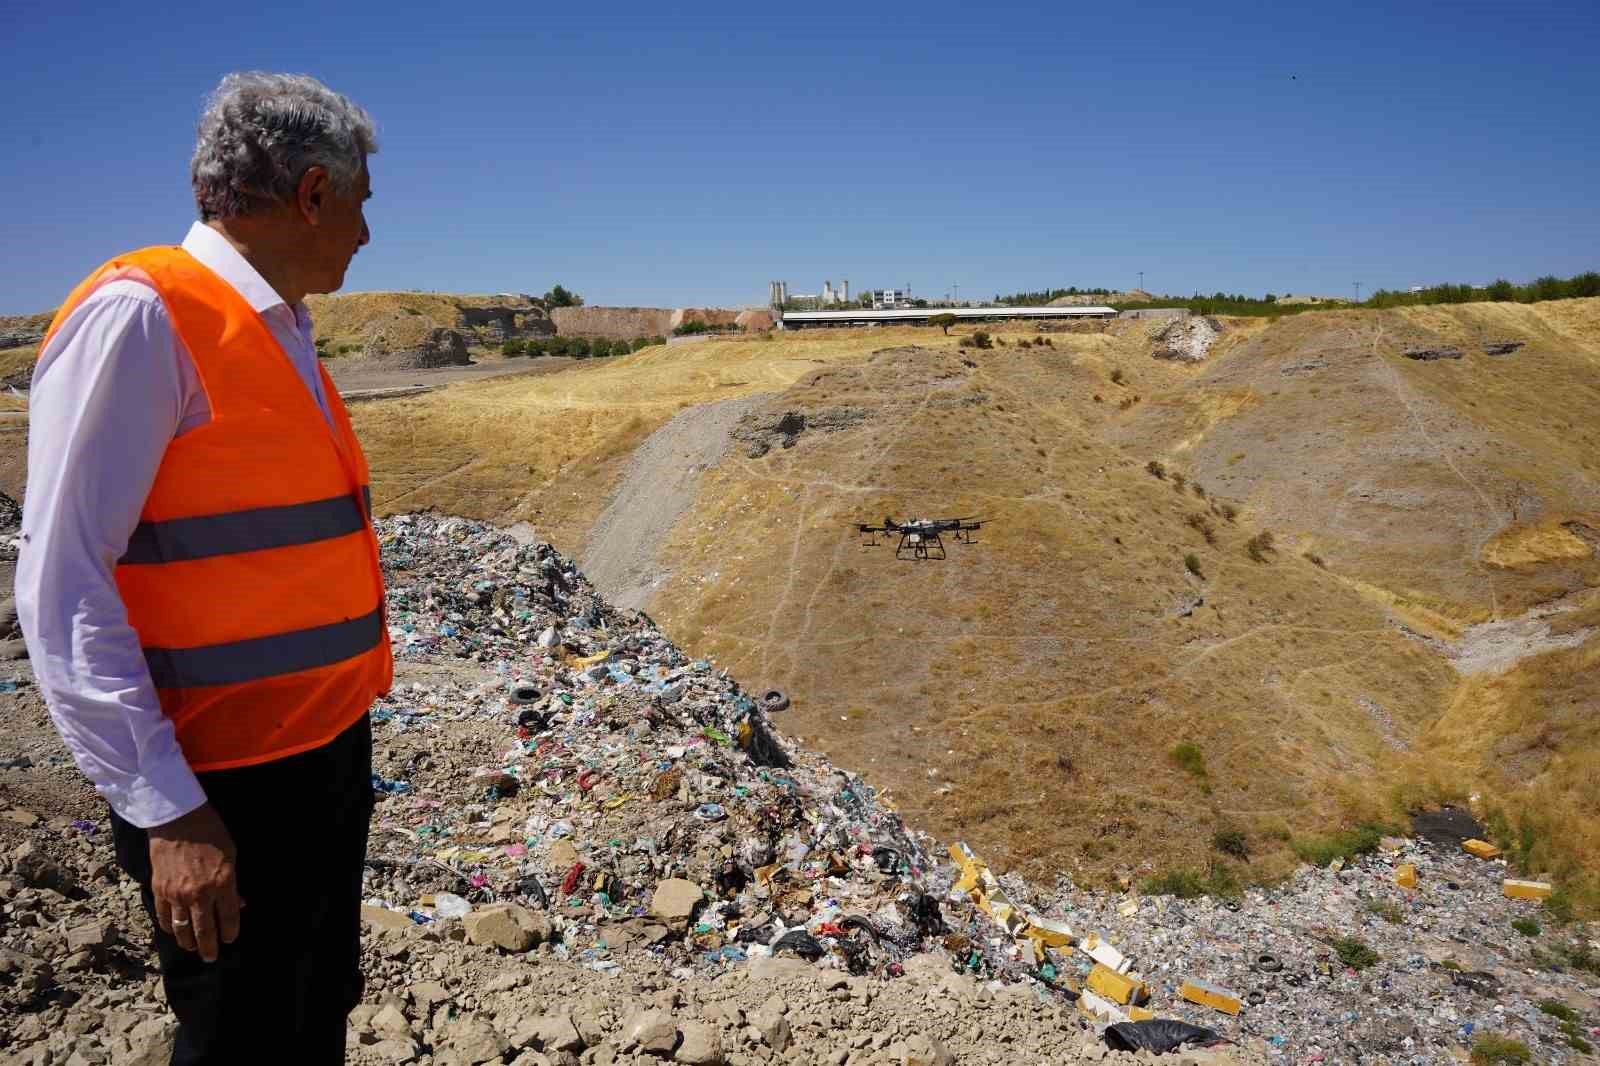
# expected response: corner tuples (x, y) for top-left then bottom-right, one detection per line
(1024, 918), (1075, 949)
(1087, 963), (1147, 1006)
(1502, 878), (1553, 901)
(1395, 863), (1417, 889)
(1180, 978), (1242, 1015)
(1463, 839), (1502, 860)
(1078, 990), (1130, 1024)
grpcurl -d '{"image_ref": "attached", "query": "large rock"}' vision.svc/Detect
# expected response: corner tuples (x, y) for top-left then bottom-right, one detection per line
(512, 1013), (584, 1053)
(749, 1009), (790, 1053)
(462, 904), (545, 952)
(649, 878), (703, 923)
(388, 327), (471, 369)
(621, 1009), (678, 1055)
(442, 1015), (509, 1065)
(674, 1021), (723, 1065)
(901, 1034), (954, 1066)
(360, 905), (415, 934)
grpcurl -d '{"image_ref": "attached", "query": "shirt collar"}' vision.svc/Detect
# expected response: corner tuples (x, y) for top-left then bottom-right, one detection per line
(181, 221), (294, 315)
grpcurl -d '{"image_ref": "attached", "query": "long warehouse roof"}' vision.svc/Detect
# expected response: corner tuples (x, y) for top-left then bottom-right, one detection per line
(781, 305), (1116, 324)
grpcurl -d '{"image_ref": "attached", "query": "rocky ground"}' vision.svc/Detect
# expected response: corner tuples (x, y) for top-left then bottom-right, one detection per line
(0, 514), (1595, 1065)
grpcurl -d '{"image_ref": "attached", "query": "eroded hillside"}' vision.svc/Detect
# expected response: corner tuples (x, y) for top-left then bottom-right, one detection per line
(352, 302), (1600, 903)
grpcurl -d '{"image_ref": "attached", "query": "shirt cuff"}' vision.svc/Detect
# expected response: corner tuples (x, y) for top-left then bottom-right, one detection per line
(97, 759), (209, 829)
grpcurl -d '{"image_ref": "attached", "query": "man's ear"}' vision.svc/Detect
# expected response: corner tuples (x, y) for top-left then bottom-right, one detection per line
(295, 166), (331, 225)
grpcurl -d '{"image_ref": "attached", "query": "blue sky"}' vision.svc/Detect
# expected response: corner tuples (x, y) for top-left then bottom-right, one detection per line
(3, 0), (1596, 313)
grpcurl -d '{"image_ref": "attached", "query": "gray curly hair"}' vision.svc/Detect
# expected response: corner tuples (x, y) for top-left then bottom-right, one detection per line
(191, 72), (378, 222)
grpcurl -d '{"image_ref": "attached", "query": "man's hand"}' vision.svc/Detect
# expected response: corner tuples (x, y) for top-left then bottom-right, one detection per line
(148, 803), (243, 962)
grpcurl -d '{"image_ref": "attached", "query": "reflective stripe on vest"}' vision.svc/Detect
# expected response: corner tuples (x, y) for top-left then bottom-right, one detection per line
(144, 605), (384, 689)
(120, 490), (370, 565)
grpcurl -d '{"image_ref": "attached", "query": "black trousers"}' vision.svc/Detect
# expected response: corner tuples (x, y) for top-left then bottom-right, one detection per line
(111, 715), (374, 1066)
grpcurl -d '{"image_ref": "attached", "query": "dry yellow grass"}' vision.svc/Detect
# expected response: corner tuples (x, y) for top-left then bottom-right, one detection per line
(354, 301), (1600, 900)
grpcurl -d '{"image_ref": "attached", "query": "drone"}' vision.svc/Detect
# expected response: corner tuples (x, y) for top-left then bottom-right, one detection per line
(856, 516), (986, 560)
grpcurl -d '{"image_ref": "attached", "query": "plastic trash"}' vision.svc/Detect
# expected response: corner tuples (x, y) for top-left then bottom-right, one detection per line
(771, 930), (825, 960)
(433, 892), (471, 919)
(1103, 1020), (1222, 1054)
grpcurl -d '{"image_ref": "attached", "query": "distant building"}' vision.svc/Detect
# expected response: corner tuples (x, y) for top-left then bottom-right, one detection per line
(869, 288), (912, 309)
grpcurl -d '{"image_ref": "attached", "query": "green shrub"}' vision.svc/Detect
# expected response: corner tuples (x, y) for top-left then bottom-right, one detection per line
(958, 331), (993, 350)
(1511, 917), (1541, 937)
(1470, 1034), (1531, 1064)
(1140, 863), (1240, 899)
(1212, 828), (1249, 860)
(569, 337), (592, 358)
(1246, 530), (1275, 562)
(1146, 460), (1166, 480)
(1366, 898), (1406, 924)
(1184, 553), (1203, 578)
(1543, 890), (1576, 924)
(1169, 742), (1206, 778)
(1290, 822), (1392, 866)
(590, 338), (613, 358)
(672, 319), (712, 336)
(1538, 1000), (1579, 1023)
(501, 339), (525, 356)
(1330, 936), (1380, 970)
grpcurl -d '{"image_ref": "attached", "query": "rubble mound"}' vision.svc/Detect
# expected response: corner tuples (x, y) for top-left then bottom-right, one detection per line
(734, 309), (774, 332)
(1151, 316), (1222, 362)
(1403, 346), (1464, 361)
(1483, 340), (1525, 356)
(732, 407), (869, 458)
(376, 327), (473, 370)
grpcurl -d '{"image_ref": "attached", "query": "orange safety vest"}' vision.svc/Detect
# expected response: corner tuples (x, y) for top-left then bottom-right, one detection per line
(41, 246), (393, 771)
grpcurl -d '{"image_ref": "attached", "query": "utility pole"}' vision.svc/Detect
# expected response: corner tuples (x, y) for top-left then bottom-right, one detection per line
(1138, 271), (1144, 292)
(953, 283), (959, 306)
(1354, 281), (1362, 304)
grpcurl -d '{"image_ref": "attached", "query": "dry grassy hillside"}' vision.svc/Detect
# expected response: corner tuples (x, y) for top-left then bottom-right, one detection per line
(354, 301), (1600, 905)
(303, 290), (549, 355)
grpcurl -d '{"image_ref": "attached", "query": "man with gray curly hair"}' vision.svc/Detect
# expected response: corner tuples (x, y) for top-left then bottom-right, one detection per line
(19, 72), (391, 1063)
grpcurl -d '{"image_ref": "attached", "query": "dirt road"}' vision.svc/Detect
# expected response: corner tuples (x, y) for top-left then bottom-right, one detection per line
(581, 394), (768, 609)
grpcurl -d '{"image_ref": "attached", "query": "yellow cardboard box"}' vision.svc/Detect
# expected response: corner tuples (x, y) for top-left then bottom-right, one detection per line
(1395, 864), (1417, 889)
(1181, 978), (1243, 1015)
(1463, 839), (1502, 860)
(1502, 878), (1553, 901)
(1087, 963), (1147, 1006)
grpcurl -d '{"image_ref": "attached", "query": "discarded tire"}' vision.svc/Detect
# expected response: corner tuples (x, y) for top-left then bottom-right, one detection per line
(761, 689), (790, 713)
(1255, 953), (1283, 973)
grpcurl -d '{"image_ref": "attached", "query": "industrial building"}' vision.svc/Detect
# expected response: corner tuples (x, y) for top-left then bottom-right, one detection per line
(779, 304), (1116, 329)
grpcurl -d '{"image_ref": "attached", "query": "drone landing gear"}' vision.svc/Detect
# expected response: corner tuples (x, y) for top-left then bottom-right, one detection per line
(895, 532), (947, 560)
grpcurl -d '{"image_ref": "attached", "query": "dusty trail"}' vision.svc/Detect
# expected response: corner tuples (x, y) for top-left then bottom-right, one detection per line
(582, 394), (768, 610)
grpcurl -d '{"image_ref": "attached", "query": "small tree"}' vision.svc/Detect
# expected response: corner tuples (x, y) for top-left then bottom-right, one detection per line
(543, 284), (583, 308)
(930, 313), (957, 335)
(569, 337), (592, 358)
(591, 338), (613, 358)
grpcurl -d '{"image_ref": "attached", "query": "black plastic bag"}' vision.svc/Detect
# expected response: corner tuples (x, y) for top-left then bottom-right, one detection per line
(743, 715), (792, 769)
(908, 893), (945, 936)
(771, 930), (825, 960)
(1104, 1020), (1221, 1054)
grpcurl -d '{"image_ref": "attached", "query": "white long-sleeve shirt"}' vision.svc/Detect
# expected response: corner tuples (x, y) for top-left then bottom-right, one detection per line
(16, 222), (333, 828)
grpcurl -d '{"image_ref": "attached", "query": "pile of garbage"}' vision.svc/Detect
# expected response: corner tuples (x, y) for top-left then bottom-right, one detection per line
(362, 513), (953, 983)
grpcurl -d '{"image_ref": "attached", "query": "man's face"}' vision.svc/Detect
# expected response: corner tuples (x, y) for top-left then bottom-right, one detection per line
(307, 159), (371, 295)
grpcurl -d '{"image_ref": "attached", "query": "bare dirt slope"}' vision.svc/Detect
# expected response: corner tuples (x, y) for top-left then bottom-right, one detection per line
(582, 394), (769, 610)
